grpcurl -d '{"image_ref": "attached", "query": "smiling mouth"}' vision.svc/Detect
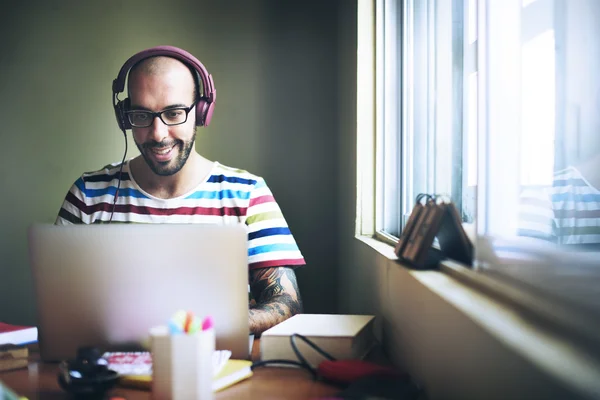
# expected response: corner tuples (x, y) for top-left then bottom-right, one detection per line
(146, 143), (178, 162)
(150, 146), (174, 155)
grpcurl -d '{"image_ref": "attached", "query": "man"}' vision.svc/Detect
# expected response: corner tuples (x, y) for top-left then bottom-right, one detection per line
(55, 48), (304, 334)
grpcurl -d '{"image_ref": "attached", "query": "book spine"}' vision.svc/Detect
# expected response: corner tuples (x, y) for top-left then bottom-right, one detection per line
(402, 203), (434, 262)
(395, 203), (424, 258)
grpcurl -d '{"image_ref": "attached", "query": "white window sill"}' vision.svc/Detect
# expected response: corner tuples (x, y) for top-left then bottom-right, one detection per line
(355, 234), (600, 399)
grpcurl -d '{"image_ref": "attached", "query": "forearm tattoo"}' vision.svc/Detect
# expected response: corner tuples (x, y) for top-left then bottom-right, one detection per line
(248, 267), (303, 334)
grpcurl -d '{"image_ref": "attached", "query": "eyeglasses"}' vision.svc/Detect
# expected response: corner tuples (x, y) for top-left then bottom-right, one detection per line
(125, 101), (197, 128)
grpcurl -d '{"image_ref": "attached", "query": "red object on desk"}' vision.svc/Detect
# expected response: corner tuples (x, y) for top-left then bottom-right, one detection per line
(317, 360), (407, 385)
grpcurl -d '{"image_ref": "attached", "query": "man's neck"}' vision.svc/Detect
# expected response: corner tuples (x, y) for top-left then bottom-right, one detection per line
(130, 153), (214, 199)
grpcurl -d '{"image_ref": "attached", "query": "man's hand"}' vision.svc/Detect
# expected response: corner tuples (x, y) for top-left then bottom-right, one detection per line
(248, 266), (303, 335)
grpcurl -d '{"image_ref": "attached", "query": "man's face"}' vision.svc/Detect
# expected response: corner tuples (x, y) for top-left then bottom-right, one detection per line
(128, 61), (197, 177)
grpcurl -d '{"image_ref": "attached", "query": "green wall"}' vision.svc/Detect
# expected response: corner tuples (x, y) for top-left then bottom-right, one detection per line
(0, 0), (344, 324)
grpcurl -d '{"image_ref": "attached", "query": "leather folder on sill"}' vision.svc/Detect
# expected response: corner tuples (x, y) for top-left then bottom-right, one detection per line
(395, 196), (473, 269)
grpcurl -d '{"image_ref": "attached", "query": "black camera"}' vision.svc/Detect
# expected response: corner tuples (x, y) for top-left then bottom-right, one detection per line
(58, 346), (119, 398)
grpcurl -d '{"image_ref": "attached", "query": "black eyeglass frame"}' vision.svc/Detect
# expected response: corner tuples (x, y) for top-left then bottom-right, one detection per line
(124, 100), (198, 127)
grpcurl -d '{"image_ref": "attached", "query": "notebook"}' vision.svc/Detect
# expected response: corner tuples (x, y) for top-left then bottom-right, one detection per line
(28, 224), (251, 361)
(102, 350), (232, 377)
(106, 351), (253, 393)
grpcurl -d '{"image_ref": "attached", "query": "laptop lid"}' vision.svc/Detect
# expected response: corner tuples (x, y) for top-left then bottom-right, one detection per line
(27, 223), (249, 361)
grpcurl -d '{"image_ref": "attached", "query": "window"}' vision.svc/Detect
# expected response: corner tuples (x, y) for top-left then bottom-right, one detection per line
(375, 0), (471, 240)
(374, 0), (473, 235)
(370, 0), (600, 316)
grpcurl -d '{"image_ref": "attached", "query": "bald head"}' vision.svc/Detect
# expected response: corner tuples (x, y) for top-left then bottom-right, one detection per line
(127, 56), (198, 101)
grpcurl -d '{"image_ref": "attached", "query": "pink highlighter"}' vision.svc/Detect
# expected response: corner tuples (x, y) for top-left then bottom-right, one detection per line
(201, 316), (214, 331)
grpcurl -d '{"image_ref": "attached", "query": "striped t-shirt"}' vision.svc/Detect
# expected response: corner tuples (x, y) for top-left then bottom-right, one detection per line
(518, 166), (600, 249)
(55, 160), (306, 270)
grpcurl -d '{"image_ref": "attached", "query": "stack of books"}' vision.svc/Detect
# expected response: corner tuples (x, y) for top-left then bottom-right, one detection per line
(0, 322), (36, 373)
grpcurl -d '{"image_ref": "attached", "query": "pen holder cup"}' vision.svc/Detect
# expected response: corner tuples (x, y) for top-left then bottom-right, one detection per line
(150, 325), (215, 400)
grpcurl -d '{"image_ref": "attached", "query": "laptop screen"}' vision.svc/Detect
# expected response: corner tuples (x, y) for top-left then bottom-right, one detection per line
(28, 223), (250, 361)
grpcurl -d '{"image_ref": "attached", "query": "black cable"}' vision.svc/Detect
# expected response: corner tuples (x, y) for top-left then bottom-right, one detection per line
(109, 129), (128, 223)
(251, 359), (306, 369)
(252, 333), (337, 380)
(250, 359), (316, 379)
(290, 334), (335, 366)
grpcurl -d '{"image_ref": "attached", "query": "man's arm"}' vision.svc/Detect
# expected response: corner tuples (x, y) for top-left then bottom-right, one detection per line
(249, 266), (303, 335)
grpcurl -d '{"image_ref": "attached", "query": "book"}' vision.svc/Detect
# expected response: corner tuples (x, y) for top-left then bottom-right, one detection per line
(0, 357), (28, 373)
(402, 201), (435, 262)
(102, 351), (153, 376)
(405, 202), (446, 266)
(397, 200), (473, 268)
(436, 202), (473, 266)
(394, 202), (424, 258)
(0, 344), (27, 360)
(212, 359), (253, 392)
(260, 314), (376, 368)
(103, 350), (231, 376)
(0, 344), (29, 372)
(112, 359), (252, 392)
(0, 323), (37, 345)
(103, 350), (251, 392)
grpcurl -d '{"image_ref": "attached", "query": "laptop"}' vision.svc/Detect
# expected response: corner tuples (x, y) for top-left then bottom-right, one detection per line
(28, 223), (250, 362)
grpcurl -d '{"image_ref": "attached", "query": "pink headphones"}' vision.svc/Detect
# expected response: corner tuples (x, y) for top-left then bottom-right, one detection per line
(112, 45), (216, 130)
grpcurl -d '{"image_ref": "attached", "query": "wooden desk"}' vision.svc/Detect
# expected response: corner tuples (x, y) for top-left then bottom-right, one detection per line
(0, 339), (342, 399)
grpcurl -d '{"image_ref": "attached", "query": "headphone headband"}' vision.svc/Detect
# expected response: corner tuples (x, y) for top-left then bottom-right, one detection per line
(112, 45), (215, 102)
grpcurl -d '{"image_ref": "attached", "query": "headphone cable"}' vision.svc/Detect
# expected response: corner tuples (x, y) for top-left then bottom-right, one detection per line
(109, 129), (128, 223)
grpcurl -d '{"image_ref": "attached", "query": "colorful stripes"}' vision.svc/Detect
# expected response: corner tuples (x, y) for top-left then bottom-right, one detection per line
(55, 160), (305, 270)
(248, 227), (291, 240)
(185, 189), (252, 200)
(551, 192), (600, 203)
(518, 166), (600, 245)
(75, 179), (148, 199)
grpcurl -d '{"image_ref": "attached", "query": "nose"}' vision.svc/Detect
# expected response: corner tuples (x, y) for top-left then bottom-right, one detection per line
(147, 115), (169, 143)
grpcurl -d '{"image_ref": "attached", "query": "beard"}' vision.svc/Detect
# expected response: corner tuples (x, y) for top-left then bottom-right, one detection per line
(135, 129), (197, 177)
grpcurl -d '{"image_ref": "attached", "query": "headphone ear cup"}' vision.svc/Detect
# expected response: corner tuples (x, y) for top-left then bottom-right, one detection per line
(195, 97), (215, 127)
(114, 98), (132, 130)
